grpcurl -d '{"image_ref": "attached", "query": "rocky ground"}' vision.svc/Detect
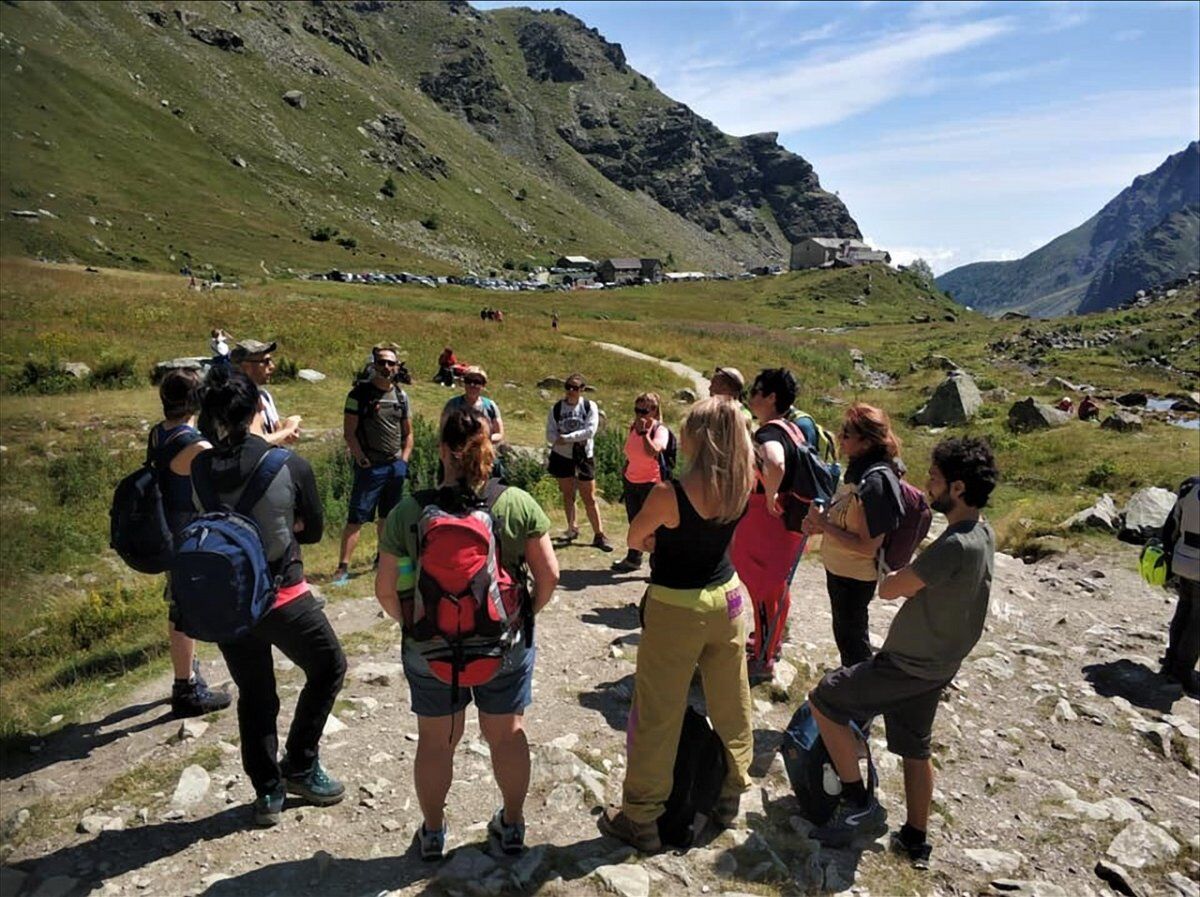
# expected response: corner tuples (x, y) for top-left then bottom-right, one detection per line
(1, 537), (1198, 897)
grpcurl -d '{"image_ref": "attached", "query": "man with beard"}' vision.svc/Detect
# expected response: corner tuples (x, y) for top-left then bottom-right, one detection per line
(805, 437), (997, 869)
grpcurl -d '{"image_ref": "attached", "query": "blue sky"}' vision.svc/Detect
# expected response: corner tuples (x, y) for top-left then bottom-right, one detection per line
(472, 0), (1200, 273)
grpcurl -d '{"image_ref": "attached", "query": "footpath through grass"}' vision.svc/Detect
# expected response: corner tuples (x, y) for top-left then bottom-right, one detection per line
(0, 258), (1196, 745)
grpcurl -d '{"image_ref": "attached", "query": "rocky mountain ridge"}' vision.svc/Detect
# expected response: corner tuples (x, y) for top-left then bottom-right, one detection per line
(937, 142), (1200, 318)
(0, 1), (856, 275)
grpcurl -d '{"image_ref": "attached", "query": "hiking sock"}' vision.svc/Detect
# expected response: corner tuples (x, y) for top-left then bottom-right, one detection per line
(173, 677), (192, 688)
(842, 779), (869, 808)
(898, 822), (927, 849)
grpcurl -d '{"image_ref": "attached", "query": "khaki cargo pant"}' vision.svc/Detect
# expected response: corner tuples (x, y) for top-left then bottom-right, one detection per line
(621, 594), (754, 823)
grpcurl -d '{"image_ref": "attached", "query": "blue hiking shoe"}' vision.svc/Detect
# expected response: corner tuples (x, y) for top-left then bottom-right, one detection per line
(282, 758), (345, 806)
(811, 795), (887, 848)
(252, 785), (285, 827)
(330, 567), (351, 587)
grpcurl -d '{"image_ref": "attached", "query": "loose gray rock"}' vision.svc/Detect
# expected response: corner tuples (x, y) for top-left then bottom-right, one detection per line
(177, 719), (209, 741)
(1106, 821), (1180, 869)
(230, 155), (247, 168)
(282, 90), (307, 109)
(353, 662), (403, 686)
(297, 368), (326, 382)
(964, 847), (1022, 875)
(322, 714), (348, 736)
(170, 764), (211, 809)
(592, 863), (650, 897)
(537, 377), (564, 390)
(1166, 871), (1199, 897)
(1008, 398), (1070, 432)
(913, 372), (982, 426)
(436, 847), (497, 883)
(673, 387), (697, 403)
(77, 814), (124, 834)
(1094, 859), (1144, 897)
(1101, 410), (1144, 433)
(1061, 494), (1120, 532)
(1052, 698), (1077, 723)
(60, 361), (91, 379)
(1120, 487), (1177, 543)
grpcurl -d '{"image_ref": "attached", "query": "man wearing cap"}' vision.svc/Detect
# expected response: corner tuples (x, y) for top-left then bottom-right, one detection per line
(333, 344), (413, 585)
(230, 339), (302, 446)
(709, 367), (753, 422)
(546, 373), (612, 551)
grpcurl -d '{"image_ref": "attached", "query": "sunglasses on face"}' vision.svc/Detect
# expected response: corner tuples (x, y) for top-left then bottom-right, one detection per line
(249, 357), (274, 366)
(565, 385), (582, 392)
(376, 359), (398, 368)
(464, 378), (485, 386)
(634, 406), (653, 414)
(840, 427), (857, 438)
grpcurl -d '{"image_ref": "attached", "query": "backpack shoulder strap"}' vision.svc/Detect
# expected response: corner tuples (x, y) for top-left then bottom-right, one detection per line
(863, 462), (905, 510)
(553, 399), (563, 422)
(190, 450), (221, 513)
(160, 426), (203, 466)
(233, 448), (289, 516)
(482, 477), (507, 511)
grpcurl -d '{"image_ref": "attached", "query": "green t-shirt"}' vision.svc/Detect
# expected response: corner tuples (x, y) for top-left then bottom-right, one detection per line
(379, 485), (551, 596)
(881, 519), (995, 681)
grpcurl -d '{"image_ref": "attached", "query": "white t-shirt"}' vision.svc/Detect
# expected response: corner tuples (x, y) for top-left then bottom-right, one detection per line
(259, 387), (281, 433)
(546, 398), (598, 459)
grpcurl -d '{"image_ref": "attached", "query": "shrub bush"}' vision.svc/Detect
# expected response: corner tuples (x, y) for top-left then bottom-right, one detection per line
(1084, 459), (1117, 488)
(90, 352), (139, 390)
(310, 225), (339, 242)
(336, 236), (357, 250)
(6, 359), (78, 395)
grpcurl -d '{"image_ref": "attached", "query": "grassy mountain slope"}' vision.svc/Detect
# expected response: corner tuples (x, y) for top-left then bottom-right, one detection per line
(0, 1), (854, 277)
(937, 141), (1200, 317)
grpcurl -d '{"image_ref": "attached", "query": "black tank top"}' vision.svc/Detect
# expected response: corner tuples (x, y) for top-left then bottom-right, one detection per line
(651, 480), (739, 590)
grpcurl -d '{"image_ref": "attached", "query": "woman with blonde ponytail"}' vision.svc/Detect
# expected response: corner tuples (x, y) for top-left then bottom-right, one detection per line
(599, 398), (756, 852)
(375, 408), (560, 860)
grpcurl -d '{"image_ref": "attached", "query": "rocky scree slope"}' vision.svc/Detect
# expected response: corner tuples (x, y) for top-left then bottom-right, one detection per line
(1, 545), (1197, 897)
(0, 0), (854, 276)
(938, 142), (1200, 318)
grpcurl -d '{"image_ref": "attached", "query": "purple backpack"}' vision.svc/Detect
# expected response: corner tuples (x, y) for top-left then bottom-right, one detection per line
(866, 463), (933, 573)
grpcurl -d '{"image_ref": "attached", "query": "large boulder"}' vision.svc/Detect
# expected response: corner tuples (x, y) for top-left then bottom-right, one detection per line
(913, 372), (981, 426)
(282, 90), (306, 109)
(1008, 397), (1071, 432)
(1101, 410), (1144, 432)
(152, 356), (208, 384)
(1119, 487), (1177, 544)
(1115, 392), (1148, 407)
(1060, 494), (1120, 532)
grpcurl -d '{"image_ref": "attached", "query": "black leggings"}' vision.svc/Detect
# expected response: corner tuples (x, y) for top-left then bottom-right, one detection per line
(622, 478), (656, 562)
(219, 593), (347, 794)
(826, 570), (878, 669)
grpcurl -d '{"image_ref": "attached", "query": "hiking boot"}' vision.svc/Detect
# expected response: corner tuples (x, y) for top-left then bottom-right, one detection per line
(611, 555), (642, 573)
(563, 527), (580, 542)
(416, 822), (448, 861)
(592, 534), (615, 553)
(191, 658), (209, 689)
(330, 566), (351, 587)
(252, 786), (285, 828)
(746, 660), (775, 686)
(810, 795), (887, 848)
(889, 831), (933, 870)
(171, 678), (232, 719)
(712, 794), (741, 829)
(281, 758), (345, 806)
(598, 808), (661, 853)
(487, 807), (526, 855)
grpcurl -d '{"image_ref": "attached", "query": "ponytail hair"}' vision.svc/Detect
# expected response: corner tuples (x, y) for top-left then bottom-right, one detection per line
(441, 408), (495, 491)
(200, 365), (258, 442)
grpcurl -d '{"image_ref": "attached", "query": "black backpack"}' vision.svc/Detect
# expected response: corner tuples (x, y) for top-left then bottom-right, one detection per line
(657, 706), (728, 848)
(654, 423), (678, 481)
(109, 427), (201, 574)
(782, 701), (876, 825)
(762, 419), (837, 533)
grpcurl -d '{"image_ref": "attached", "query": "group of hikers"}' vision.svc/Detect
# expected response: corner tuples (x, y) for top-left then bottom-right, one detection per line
(132, 333), (1198, 872)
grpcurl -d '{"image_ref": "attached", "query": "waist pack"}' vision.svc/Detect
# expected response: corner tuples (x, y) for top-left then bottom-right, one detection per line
(866, 463), (933, 573)
(763, 419), (837, 533)
(409, 480), (528, 702)
(658, 705), (729, 848)
(170, 448), (287, 643)
(110, 426), (202, 574)
(782, 701), (876, 825)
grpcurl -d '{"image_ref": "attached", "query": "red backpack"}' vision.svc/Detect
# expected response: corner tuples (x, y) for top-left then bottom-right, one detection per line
(409, 480), (527, 699)
(865, 463), (933, 573)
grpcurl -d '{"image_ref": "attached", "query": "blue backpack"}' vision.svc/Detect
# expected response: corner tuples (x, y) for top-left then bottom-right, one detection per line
(781, 701), (876, 825)
(170, 448), (288, 643)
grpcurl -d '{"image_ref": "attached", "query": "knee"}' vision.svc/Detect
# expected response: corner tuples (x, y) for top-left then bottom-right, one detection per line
(480, 716), (526, 749)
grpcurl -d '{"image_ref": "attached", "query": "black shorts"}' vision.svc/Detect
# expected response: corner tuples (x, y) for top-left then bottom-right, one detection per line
(809, 652), (951, 759)
(547, 450), (595, 482)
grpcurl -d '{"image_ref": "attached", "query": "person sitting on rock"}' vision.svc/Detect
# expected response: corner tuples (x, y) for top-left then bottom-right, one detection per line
(375, 408), (559, 860)
(807, 437), (997, 868)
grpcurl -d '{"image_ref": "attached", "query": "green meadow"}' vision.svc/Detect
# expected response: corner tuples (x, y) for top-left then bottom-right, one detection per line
(1, 258), (1196, 743)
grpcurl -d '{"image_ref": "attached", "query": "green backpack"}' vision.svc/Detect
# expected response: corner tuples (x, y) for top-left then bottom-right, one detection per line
(787, 409), (839, 470)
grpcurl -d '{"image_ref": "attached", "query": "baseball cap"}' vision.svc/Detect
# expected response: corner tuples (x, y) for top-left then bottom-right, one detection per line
(230, 339), (277, 362)
(713, 366), (745, 393)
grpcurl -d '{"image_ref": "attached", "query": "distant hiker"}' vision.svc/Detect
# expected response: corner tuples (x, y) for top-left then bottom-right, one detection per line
(436, 346), (466, 387)
(229, 339), (301, 445)
(731, 368), (809, 682)
(374, 408), (560, 860)
(209, 328), (232, 366)
(807, 437), (997, 867)
(480, 307), (488, 322)
(188, 274), (197, 290)
(599, 398), (756, 852)
(332, 344), (413, 586)
(803, 404), (904, 670)
(495, 309), (505, 324)
(153, 369), (232, 718)
(551, 312), (559, 331)
(546, 373), (612, 551)
(442, 365), (506, 481)
(1157, 476), (1200, 695)
(612, 392), (671, 573)
(1078, 395), (1101, 421)
(1056, 396), (1073, 412)
(195, 367), (346, 827)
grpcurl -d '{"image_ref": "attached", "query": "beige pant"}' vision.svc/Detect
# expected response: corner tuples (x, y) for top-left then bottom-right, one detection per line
(621, 595), (754, 823)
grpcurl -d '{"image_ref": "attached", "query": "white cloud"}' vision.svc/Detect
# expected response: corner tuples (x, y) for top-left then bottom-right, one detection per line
(662, 17), (1014, 134)
(909, 1), (990, 21)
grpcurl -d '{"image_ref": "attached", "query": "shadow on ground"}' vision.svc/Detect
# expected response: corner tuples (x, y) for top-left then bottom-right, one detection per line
(1082, 659), (1182, 713)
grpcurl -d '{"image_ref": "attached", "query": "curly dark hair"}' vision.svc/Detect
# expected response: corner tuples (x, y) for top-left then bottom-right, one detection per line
(750, 368), (797, 415)
(200, 366), (259, 440)
(931, 437), (999, 508)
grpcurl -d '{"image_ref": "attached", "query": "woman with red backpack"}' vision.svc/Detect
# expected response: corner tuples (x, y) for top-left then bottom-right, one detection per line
(802, 403), (905, 669)
(375, 409), (560, 860)
(612, 392), (672, 573)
